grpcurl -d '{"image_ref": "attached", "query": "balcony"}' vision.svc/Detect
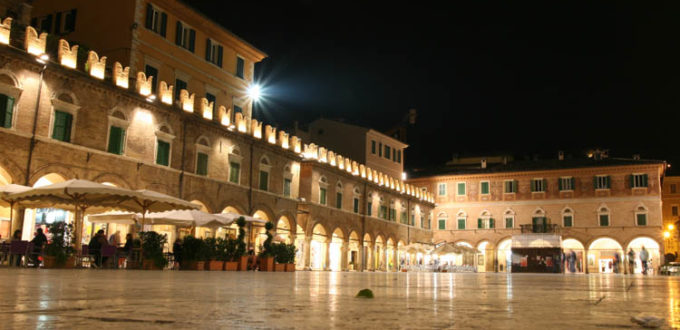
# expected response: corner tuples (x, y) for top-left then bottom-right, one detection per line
(520, 224), (560, 234)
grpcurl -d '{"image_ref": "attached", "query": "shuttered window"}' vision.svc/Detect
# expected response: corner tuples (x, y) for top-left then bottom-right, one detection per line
(457, 219), (465, 230)
(283, 178), (291, 197)
(505, 217), (513, 228)
(631, 174), (648, 188)
(336, 192), (342, 209)
(480, 181), (490, 194)
(52, 110), (73, 142)
(531, 179), (546, 192)
(594, 175), (611, 189)
(236, 57), (245, 78)
(205, 39), (224, 67)
(353, 198), (359, 213)
(457, 182), (466, 195)
(259, 171), (268, 191)
(504, 180), (517, 193)
(559, 177), (575, 191)
(563, 215), (573, 227)
(196, 152), (208, 176)
(144, 65), (158, 94)
(145, 4), (166, 37)
(156, 140), (170, 166)
(599, 214), (609, 226)
(175, 79), (187, 101)
(0, 94), (14, 128)
(438, 219), (446, 230)
(107, 126), (125, 155)
(367, 202), (372, 216)
(175, 21), (195, 52)
(636, 214), (647, 226)
(319, 187), (327, 205)
(229, 162), (240, 184)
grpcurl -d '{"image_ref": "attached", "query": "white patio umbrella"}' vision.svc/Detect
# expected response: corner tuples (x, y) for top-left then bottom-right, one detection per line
(0, 183), (33, 236)
(119, 190), (200, 228)
(87, 211), (140, 225)
(145, 210), (233, 228)
(219, 211), (266, 224)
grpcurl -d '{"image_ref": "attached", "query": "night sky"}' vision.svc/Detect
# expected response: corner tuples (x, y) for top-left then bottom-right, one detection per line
(191, 1), (680, 174)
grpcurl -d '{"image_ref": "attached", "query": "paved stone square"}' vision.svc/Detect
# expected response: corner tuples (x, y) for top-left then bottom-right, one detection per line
(0, 269), (677, 329)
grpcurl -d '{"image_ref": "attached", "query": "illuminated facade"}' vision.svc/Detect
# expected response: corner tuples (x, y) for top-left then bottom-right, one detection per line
(661, 176), (680, 258)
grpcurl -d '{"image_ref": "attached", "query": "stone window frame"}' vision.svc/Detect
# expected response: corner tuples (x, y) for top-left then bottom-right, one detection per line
(352, 187), (361, 214)
(559, 176), (575, 191)
(0, 69), (23, 130)
(258, 155), (272, 191)
(228, 145), (243, 185)
(597, 204), (610, 227)
(154, 124), (175, 167)
(318, 175), (329, 205)
(480, 180), (490, 195)
(335, 180), (343, 209)
(106, 109), (130, 156)
(194, 136), (211, 176)
(437, 211), (448, 230)
(561, 207), (574, 227)
(437, 182), (447, 196)
(478, 210), (492, 229)
(634, 204), (648, 227)
(504, 208), (515, 228)
(456, 182), (466, 196)
(48, 92), (80, 143)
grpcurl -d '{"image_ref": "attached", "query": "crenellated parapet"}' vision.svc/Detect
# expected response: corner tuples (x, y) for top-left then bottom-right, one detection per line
(25, 26), (46, 56)
(86, 50), (106, 80)
(58, 39), (78, 69)
(113, 62), (129, 89)
(0, 17), (11, 45)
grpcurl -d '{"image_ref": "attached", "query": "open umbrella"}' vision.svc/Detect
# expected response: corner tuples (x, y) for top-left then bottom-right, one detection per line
(0, 183), (33, 236)
(118, 190), (199, 228)
(219, 211), (266, 224)
(145, 210), (233, 228)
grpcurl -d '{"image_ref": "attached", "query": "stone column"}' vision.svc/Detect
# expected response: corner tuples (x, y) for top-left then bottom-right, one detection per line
(303, 236), (312, 270)
(9, 206), (24, 239)
(358, 240), (364, 272)
(324, 239), (331, 271)
(341, 240), (349, 271)
(393, 248), (399, 272)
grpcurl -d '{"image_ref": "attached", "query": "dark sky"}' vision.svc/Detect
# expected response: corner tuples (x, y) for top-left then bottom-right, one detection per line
(191, 1), (680, 173)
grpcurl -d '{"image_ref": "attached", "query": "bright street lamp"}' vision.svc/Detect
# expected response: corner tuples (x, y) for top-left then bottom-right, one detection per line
(247, 84), (261, 102)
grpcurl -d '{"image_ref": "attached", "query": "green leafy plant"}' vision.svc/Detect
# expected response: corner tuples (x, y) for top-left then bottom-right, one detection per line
(259, 221), (275, 257)
(139, 231), (168, 269)
(182, 235), (208, 262)
(233, 217), (246, 261)
(45, 221), (75, 266)
(217, 237), (237, 262)
(204, 237), (217, 261)
(284, 244), (297, 264)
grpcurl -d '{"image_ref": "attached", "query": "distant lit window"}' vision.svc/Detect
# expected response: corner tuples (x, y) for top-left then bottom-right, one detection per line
(631, 174), (648, 188)
(559, 177), (574, 191)
(594, 175), (610, 190)
(175, 21), (195, 52)
(144, 4), (167, 37)
(480, 181), (490, 195)
(205, 39), (224, 67)
(437, 183), (447, 196)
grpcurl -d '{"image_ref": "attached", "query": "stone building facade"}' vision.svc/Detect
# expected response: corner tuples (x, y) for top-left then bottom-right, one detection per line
(661, 176), (680, 257)
(0, 21), (435, 271)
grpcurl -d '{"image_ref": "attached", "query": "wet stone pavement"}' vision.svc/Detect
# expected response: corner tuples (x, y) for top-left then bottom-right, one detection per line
(0, 269), (678, 329)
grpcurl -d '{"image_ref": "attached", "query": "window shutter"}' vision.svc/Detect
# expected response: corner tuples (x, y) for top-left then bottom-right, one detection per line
(531, 180), (536, 192)
(606, 176), (611, 189)
(197, 153), (208, 175)
(543, 179), (547, 192)
(489, 218), (494, 228)
(160, 12), (167, 37)
(108, 126), (121, 154)
(205, 38), (211, 61)
(477, 218), (482, 229)
(629, 175), (633, 188)
(0, 95), (13, 128)
(145, 4), (153, 29)
(189, 29), (196, 52)
(175, 21), (182, 45)
(643, 174), (648, 187)
(558, 178), (563, 191)
(571, 177), (575, 190)
(217, 46), (223, 67)
(513, 180), (518, 193)
(62, 112), (72, 142)
(593, 176), (598, 189)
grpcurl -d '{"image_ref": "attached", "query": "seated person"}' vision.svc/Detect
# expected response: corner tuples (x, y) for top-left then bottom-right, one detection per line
(30, 228), (47, 268)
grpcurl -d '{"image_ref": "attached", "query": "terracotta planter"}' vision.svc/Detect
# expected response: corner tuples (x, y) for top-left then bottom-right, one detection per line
(181, 261), (205, 270)
(259, 256), (274, 272)
(142, 259), (163, 270)
(274, 263), (286, 272)
(285, 263), (296, 272)
(43, 256), (75, 269)
(237, 256), (249, 271)
(224, 261), (239, 271)
(205, 260), (224, 271)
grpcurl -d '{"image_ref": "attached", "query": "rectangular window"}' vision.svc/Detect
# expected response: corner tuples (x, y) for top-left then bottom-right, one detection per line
(283, 178), (291, 197)
(531, 179), (546, 192)
(504, 180), (517, 193)
(480, 181), (490, 195)
(52, 110), (73, 142)
(672, 184), (677, 194)
(385, 145), (391, 159)
(175, 21), (195, 52)
(196, 152), (208, 176)
(0, 94), (14, 128)
(258, 171), (268, 191)
(145, 4), (167, 37)
(353, 198), (359, 213)
(532, 217), (547, 233)
(145, 65), (158, 94)
(563, 215), (573, 227)
(505, 217), (513, 228)
(204, 39), (223, 67)
(673, 205), (678, 216)
(336, 193), (342, 209)
(438, 219), (446, 230)
(400, 212), (407, 224)
(457, 219), (465, 230)
(389, 208), (396, 221)
(54, 9), (77, 35)
(636, 214), (647, 226)
(319, 188), (327, 205)
(631, 174), (649, 188)
(438, 183), (447, 196)
(594, 175), (611, 190)
(107, 126), (125, 155)
(599, 214), (609, 227)
(156, 140), (170, 166)
(559, 177), (574, 191)
(175, 78), (187, 101)
(371, 140), (376, 154)
(229, 162), (240, 184)
(32, 14), (53, 33)
(236, 57), (245, 78)
(457, 182), (466, 195)
(379, 206), (388, 219)
(397, 150), (402, 163)
(367, 202), (372, 216)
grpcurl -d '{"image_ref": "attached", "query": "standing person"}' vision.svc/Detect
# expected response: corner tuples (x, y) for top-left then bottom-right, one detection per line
(30, 228), (48, 268)
(639, 246), (649, 275)
(627, 248), (636, 274)
(88, 230), (108, 267)
(172, 238), (182, 270)
(568, 250), (576, 273)
(613, 252), (621, 274)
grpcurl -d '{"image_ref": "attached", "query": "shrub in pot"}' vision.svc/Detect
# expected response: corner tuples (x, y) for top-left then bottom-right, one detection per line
(272, 243), (286, 272)
(234, 217), (248, 271)
(284, 244), (297, 272)
(43, 222), (75, 268)
(139, 231), (168, 270)
(221, 237), (239, 271)
(257, 221), (275, 271)
(181, 235), (207, 270)
(204, 237), (223, 271)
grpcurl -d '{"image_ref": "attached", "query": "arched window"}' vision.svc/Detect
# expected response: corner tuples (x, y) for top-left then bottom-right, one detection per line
(379, 197), (388, 220)
(50, 92), (80, 143)
(504, 209), (515, 229)
(335, 181), (343, 209)
(282, 165), (293, 198)
(0, 72), (22, 130)
(258, 155), (271, 191)
(318, 175), (328, 205)
(531, 208), (547, 232)
(598, 205), (610, 227)
(478, 210), (494, 229)
(635, 204), (648, 226)
(352, 187), (361, 213)
(228, 145), (242, 184)
(562, 207), (574, 227)
(195, 136), (210, 176)
(456, 210), (467, 230)
(155, 124), (175, 166)
(437, 212), (448, 230)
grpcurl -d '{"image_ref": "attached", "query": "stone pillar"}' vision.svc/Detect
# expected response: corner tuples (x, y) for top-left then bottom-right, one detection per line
(382, 246), (387, 271)
(324, 239), (331, 271)
(303, 236), (312, 270)
(357, 240), (364, 272)
(9, 206), (24, 238)
(393, 248), (399, 272)
(341, 240), (349, 271)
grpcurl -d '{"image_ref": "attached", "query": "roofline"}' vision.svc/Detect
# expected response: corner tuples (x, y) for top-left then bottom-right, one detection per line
(366, 129), (408, 148)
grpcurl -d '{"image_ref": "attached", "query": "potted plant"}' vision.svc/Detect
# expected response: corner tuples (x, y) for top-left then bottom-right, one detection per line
(139, 231), (168, 270)
(234, 217), (248, 271)
(181, 235), (207, 270)
(257, 221), (275, 271)
(222, 237), (239, 271)
(43, 221), (75, 268)
(204, 237), (223, 271)
(272, 243), (286, 272)
(284, 244), (297, 272)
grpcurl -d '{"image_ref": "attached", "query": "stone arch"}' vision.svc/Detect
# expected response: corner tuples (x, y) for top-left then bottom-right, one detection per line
(184, 191), (214, 211)
(29, 164), (75, 186)
(0, 68), (21, 88)
(625, 236), (661, 274)
(587, 236), (624, 273)
(189, 200), (211, 213)
(221, 204), (246, 214)
(144, 182), (173, 195)
(363, 232), (373, 243)
(251, 203), (275, 222)
(0, 157), (22, 185)
(196, 135), (210, 147)
(109, 108), (129, 121)
(496, 237), (513, 273)
(90, 172), (132, 189)
(275, 215), (294, 244)
(454, 240), (473, 248)
(309, 222), (328, 270)
(51, 89), (79, 105)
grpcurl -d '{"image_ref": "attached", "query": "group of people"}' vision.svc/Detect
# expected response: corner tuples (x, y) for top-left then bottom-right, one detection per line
(87, 230), (134, 268)
(5, 228), (47, 267)
(606, 246), (651, 274)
